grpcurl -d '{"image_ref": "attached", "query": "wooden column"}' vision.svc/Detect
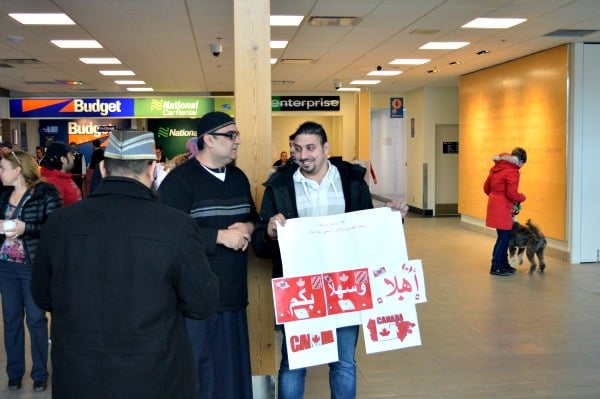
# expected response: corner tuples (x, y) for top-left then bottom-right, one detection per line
(233, 0), (276, 377)
(356, 90), (371, 159)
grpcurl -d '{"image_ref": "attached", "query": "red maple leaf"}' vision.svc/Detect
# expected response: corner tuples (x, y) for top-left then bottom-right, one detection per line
(380, 328), (391, 337)
(312, 334), (321, 344)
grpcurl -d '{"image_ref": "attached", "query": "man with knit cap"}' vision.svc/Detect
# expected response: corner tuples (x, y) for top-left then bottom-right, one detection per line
(159, 112), (258, 399)
(31, 129), (219, 399)
(40, 141), (82, 206)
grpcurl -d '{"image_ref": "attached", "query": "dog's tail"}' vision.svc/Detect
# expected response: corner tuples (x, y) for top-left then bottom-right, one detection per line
(525, 219), (544, 237)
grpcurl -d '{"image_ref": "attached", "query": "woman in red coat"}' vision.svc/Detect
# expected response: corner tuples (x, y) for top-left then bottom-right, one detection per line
(484, 147), (527, 276)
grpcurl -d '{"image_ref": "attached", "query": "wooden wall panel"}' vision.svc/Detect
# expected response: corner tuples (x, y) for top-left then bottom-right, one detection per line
(458, 45), (568, 240)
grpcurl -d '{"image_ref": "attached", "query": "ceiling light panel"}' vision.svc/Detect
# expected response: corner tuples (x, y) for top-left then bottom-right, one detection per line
(462, 18), (526, 29)
(115, 80), (145, 85)
(389, 59), (430, 65)
(420, 42), (470, 50)
(100, 70), (135, 76)
(9, 13), (76, 25)
(270, 15), (303, 26)
(51, 40), (102, 49)
(80, 58), (121, 64)
(350, 80), (380, 85)
(270, 41), (288, 49)
(368, 70), (402, 76)
(127, 87), (154, 92)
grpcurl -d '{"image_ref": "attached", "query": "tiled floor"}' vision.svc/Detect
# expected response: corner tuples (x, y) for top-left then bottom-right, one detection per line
(282, 215), (600, 399)
(2, 215), (600, 398)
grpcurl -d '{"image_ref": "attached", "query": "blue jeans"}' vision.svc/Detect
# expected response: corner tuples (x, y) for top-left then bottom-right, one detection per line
(278, 325), (359, 399)
(491, 229), (512, 271)
(0, 260), (49, 382)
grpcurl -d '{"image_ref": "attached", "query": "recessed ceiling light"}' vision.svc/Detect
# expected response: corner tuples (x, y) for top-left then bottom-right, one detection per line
(367, 70), (402, 76)
(389, 58), (430, 65)
(270, 58), (278, 64)
(420, 42), (470, 50)
(270, 15), (303, 26)
(350, 80), (380, 85)
(270, 41), (288, 49)
(127, 87), (154, 92)
(51, 40), (102, 49)
(115, 80), (145, 85)
(100, 70), (135, 76)
(9, 13), (75, 25)
(462, 18), (526, 29)
(337, 87), (361, 92)
(80, 58), (121, 64)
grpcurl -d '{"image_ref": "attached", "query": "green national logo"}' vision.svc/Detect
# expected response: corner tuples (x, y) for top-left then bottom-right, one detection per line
(158, 127), (170, 138)
(150, 99), (164, 111)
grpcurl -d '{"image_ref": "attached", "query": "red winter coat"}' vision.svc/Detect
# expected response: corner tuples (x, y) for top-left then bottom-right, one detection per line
(483, 153), (526, 230)
(40, 167), (82, 206)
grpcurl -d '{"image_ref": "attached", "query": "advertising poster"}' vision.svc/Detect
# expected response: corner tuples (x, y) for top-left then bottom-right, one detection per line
(147, 118), (198, 160)
(275, 207), (426, 369)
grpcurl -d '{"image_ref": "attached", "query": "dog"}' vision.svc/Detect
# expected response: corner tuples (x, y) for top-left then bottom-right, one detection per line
(508, 219), (547, 274)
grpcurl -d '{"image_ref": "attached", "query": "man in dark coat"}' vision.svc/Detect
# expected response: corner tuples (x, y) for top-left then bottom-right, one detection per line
(31, 130), (219, 399)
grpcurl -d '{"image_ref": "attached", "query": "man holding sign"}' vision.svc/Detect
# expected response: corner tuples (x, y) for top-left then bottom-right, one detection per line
(253, 121), (407, 399)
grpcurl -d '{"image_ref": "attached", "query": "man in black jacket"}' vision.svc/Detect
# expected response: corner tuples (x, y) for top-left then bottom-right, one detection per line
(31, 130), (219, 399)
(252, 121), (407, 399)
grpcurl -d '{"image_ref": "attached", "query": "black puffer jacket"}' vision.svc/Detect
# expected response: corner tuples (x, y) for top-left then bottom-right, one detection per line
(0, 183), (63, 265)
(252, 159), (373, 278)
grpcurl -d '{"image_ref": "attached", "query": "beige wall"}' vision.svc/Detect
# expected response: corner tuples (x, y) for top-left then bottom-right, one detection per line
(271, 91), (358, 162)
(397, 87), (460, 211)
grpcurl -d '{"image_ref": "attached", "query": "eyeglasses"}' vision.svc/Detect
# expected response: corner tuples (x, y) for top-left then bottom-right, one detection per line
(10, 151), (21, 166)
(209, 130), (240, 141)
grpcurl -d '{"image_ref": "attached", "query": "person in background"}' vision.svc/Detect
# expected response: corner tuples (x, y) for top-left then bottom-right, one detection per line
(158, 111), (258, 399)
(31, 130), (219, 399)
(272, 151), (288, 167)
(251, 121), (408, 399)
(39, 142), (82, 206)
(0, 141), (13, 156)
(0, 150), (63, 392)
(35, 146), (45, 165)
(186, 137), (199, 159)
(155, 144), (167, 163)
(484, 147), (527, 276)
(69, 142), (86, 192)
(288, 134), (297, 164)
(85, 139), (104, 197)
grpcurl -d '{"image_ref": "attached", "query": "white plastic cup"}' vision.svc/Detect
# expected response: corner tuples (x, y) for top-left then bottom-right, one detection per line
(3, 220), (17, 237)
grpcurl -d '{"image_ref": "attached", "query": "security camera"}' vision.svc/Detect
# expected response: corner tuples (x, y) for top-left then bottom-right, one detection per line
(210, 42), (222, 57)
(333, 80), (341, 90)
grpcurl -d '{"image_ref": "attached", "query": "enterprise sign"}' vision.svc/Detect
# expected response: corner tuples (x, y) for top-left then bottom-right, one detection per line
(272, 96), (340, 111)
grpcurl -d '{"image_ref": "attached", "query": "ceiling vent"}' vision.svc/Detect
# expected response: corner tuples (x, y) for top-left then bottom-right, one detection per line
(272, 80), (295, 85)
(410, 29), (441, 35)
(0, 58), (42, 65)
(24, 81), (59, 85)
(544, 29), (599, 37)
(280, 59), (314, 65)
(307, 16), (362, 27)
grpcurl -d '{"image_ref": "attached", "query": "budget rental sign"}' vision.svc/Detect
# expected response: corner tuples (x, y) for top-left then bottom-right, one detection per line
(10, 98), (134, 118)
